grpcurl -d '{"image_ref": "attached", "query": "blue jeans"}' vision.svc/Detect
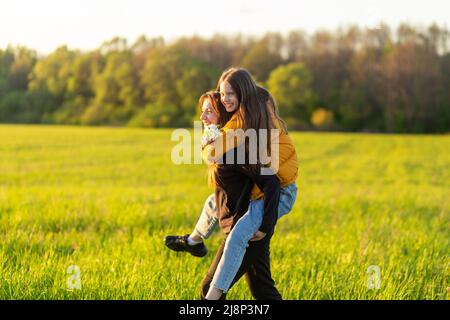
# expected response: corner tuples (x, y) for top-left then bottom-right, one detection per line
(194, 183), (298, 293)
(194, 193), (218, 240)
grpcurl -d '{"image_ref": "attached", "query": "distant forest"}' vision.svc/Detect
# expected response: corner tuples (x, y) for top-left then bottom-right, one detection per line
(1, 23), (449, 133)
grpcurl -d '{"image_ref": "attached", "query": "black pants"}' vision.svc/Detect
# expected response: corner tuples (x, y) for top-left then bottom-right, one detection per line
(200, 231), (282, 300)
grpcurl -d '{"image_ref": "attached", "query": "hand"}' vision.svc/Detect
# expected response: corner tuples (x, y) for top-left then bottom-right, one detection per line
(250, 231), (266, 241)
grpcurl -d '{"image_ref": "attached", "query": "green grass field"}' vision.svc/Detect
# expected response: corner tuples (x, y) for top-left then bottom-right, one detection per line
(0, 124), (448, 299)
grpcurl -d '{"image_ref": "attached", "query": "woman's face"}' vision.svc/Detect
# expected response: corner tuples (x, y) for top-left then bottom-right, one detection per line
(200, 99), (220, 126)
(219, 81), (239, 112)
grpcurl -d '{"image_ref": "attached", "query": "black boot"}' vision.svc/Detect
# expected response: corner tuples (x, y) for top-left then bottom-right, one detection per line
(164, 234), (208, 257)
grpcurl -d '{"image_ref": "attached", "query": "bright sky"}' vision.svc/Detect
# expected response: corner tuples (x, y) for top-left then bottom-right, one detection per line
(2, 0), (449, 54)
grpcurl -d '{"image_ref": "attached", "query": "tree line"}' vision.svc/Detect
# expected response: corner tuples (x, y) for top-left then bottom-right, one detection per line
(1, 23), (449, 133)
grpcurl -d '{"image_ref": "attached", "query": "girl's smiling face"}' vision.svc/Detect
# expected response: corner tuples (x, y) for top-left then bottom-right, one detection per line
(200, 99), (219, 126)
(219, 81), (239, 112)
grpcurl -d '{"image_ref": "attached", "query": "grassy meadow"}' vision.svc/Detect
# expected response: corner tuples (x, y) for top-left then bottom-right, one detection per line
(0, 124), (448, 299)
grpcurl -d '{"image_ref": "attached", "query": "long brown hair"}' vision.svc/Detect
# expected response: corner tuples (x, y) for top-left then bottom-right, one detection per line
(256, 85), (288, 134)
(217, 67), (276, 173)
(198, 91), (233, 187)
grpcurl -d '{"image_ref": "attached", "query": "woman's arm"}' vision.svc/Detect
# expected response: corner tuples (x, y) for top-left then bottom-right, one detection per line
(235, 166), (281, 235)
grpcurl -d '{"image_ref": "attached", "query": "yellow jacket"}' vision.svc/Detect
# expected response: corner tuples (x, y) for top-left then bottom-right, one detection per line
(202, 113), (298, 200)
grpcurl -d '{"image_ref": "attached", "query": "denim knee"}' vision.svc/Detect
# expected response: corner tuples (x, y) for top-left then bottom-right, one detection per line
(226, 227), (251, 249)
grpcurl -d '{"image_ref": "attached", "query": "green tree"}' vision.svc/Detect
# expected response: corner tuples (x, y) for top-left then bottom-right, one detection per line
(381, 41), (444, 132)
(0, 46), (37, 122)
(28, 46), (76, 121)
(141, 46), (188, 107)
(176, 60), (219, 120)
(140, 46), (218, 127)
(339, 47), (385, 131)
(267, 63), (316, 125)
(241, 35), (284, 82)
(54, 52), (102, 124)
(84, 50), (139, 125)
(7, 46), (36, 91)
(0, 48), (14, 96)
